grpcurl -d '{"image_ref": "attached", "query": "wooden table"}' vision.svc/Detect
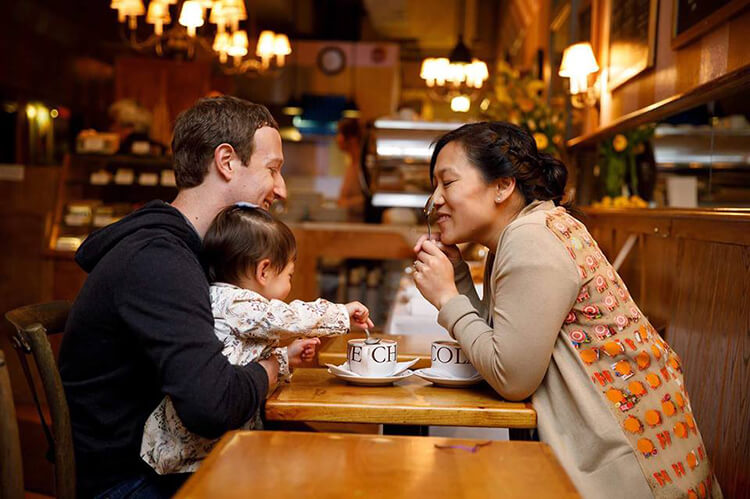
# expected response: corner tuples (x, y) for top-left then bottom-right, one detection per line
(175, 431), (579, 498)
(265, 368), (536, 429)
(318, 332), (448, 369)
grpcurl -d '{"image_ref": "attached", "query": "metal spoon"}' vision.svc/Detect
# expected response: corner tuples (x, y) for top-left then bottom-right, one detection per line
(423, 194), (435, 239)
(363, 327), (380, 345)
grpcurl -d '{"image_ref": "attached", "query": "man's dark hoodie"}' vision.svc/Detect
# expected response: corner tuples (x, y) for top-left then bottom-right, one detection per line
(59, 200), (269, 497)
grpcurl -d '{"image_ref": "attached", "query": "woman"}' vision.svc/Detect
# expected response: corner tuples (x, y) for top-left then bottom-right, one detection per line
(412, 122), (720, 499)
(336, 118), (366, 219)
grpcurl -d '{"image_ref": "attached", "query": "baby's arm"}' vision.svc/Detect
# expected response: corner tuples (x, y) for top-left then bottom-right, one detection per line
(225, 295), (350, 343)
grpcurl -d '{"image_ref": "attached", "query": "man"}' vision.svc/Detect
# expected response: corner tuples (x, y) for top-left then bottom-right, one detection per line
(59, 96), (286, 498)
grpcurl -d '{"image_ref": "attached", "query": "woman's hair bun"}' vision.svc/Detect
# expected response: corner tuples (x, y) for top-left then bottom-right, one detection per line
(535, 153), (567, 203)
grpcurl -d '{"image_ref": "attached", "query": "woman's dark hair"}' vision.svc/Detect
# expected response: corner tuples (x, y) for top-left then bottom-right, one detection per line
(203, 205), (296, 285)
(337, 117), (361, 141)
(429, 121), (568, 206)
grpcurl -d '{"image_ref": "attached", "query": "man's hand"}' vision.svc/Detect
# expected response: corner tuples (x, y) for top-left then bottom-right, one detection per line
(258, 355), (280, 389)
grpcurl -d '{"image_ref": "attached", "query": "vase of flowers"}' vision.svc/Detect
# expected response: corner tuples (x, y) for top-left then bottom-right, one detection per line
(598, 125), (655, 198)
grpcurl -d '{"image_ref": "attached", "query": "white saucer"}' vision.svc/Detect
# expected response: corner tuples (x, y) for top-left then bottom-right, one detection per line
(326, 359), (418, 386)
(413, 368), (483, 387)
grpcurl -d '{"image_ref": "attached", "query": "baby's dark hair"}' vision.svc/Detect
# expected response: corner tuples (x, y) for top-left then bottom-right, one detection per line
(203, 205), (296, 285)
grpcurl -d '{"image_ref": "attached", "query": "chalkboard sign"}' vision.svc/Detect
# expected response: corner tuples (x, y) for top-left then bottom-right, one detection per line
(608, 0), (658, 90)
(672, 0), (750, 48)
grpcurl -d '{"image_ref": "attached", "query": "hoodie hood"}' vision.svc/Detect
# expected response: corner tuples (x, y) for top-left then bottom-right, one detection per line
(75, 200), (202, 273)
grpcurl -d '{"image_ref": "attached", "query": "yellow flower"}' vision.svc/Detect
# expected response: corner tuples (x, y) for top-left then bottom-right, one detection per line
(553, 134), (563, 145)
(613, 134), (628, 152)
(527, 119), (537, 131)
(533, 133), (549, 150)
(526, 80), (545, 97)
(518, 98), (534, 113)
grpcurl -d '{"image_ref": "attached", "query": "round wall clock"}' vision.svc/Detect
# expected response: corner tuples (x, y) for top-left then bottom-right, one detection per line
(317, 46), (347, 75)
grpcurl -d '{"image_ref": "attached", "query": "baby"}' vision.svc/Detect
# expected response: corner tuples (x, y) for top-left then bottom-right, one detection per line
(140, 204), (373, 474)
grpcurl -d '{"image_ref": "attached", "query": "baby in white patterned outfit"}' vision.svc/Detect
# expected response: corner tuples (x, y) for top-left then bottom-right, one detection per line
(140, 204), (373, 474)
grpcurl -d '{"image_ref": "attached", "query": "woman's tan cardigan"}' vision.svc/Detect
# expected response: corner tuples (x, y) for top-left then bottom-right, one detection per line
(438, 200), (720, 499)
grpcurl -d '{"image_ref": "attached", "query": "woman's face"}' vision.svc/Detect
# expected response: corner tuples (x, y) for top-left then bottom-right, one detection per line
(431, 141), (501, 246)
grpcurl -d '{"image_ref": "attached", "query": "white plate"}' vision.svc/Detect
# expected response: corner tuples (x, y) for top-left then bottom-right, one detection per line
(326, 365), (416, 386)
(327, 358), (419, 378)
(413, 368), (483, 387)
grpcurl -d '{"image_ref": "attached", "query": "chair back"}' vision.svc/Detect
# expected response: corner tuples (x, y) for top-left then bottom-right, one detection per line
(1, 349), (24, 499)
(4, 301), (74, 499)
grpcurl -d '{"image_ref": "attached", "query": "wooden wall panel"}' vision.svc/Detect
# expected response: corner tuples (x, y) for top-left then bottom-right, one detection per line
(583, 1), (750, 135)
(639, 235), (676, 330)
(668, 241), (750, 497)
(583, 208), (750, 499)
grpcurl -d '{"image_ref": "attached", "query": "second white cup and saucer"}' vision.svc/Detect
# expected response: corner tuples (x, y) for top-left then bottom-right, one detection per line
(414, 340), (483, 387)
(326, 338), (419, 386)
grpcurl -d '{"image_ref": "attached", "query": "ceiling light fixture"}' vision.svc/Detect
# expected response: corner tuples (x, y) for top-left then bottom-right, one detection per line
(111, 0), (292, 75)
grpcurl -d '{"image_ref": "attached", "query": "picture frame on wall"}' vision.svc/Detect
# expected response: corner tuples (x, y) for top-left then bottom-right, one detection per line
(607, 0), (659, 90)
(672, 0), (750, 49)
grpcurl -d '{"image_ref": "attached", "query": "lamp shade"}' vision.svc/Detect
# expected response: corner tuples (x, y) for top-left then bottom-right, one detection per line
(559, 42), (599, 77)
(450, 95), (471, 113)
(227, 30), (249, 57)
(117, 0), (145, 16)
(274, 34), (291, 56)
(146, 2), (170, 23)
(179, 1), (205, 28)
(256, 30), (276, 59)
(221, 0), (247, 20)
(209, 2), (226, 23)
(212, 31), (230, 52)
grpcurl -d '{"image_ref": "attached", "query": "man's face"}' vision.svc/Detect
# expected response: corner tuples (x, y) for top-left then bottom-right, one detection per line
(232, 126), (287, 209)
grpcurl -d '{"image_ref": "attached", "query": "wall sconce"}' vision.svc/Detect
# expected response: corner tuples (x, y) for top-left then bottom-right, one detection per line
(559, 42), (600, 108)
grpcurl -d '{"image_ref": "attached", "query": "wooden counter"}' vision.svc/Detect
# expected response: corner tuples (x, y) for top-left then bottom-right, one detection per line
(176, 431), (579, 498)
(289, 222), (422, 301)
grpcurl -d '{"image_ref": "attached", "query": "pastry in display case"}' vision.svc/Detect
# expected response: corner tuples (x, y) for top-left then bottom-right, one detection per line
(46, 153), (178, 299)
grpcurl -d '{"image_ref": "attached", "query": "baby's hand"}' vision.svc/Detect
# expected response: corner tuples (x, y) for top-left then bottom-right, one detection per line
(287, 338), (320, 368)
(345, 301), (375, 330)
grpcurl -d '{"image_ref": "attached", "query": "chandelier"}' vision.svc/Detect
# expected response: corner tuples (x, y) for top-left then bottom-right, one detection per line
(110, 0), (292, 74)
(418, 0), (488, 112)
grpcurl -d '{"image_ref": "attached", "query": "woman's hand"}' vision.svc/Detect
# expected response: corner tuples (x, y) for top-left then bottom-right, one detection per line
(413, 240), (459, 309)
(413, 233), (463, 265)
(345, 301), (375, 330)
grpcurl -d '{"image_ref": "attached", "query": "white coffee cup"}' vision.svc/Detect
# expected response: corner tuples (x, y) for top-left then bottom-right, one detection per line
(347, 339), (398, 377)
(430, 340), (477, 378)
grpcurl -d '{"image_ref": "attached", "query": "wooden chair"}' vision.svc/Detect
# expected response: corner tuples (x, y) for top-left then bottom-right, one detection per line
(5, 301), (74, 499)
(1, 349), (24, 499)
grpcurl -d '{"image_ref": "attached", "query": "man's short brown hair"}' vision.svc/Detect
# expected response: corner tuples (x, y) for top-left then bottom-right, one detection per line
(171, 96), (279, 188)
(203, 205), (297, 285)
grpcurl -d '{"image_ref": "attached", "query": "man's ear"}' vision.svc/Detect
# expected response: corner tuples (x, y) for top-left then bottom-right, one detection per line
(214, 143), (235, 182)
(255, 259), (272, 285)
(494, 177), (517, 204)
